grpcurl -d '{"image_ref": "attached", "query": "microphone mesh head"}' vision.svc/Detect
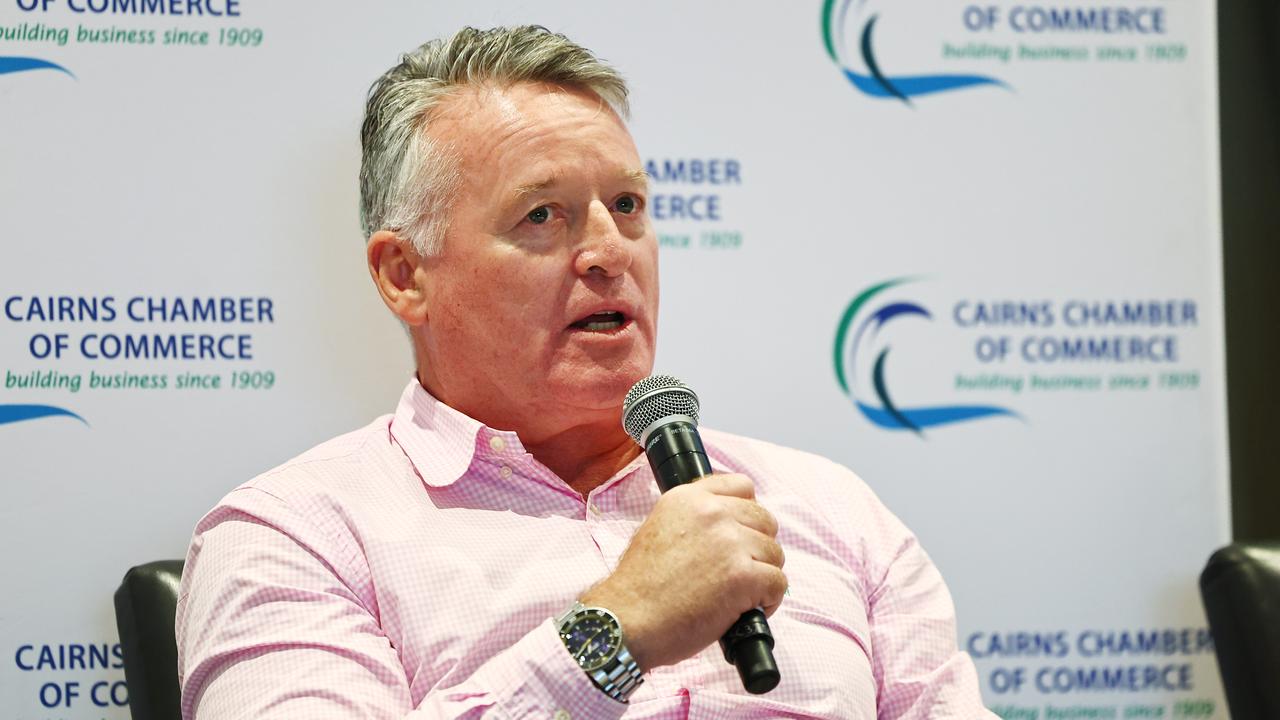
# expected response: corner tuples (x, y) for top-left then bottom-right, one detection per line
(621, 374), (701, 444)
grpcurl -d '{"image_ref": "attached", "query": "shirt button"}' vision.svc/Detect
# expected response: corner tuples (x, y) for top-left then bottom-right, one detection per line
(489, 436), (506, 452)
(588, 503), (602, 516)
(499, 466), (513, 479)
(554, 711), (571, 720)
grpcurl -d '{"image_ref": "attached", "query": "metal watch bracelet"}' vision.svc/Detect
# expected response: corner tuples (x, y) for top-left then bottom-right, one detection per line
(555, 601), (644, 703)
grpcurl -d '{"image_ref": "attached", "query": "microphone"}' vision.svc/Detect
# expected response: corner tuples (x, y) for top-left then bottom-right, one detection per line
(621, 374), (780, 695)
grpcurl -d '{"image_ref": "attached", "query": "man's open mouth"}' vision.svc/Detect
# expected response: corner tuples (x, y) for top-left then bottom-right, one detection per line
(569, 311), (627, 332)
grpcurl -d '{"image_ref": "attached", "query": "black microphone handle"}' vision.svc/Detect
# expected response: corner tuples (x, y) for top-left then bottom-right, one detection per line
(643, 421), (781, 695)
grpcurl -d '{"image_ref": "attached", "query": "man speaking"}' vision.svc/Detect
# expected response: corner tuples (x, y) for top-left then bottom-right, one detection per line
(176, 26), (993, 718)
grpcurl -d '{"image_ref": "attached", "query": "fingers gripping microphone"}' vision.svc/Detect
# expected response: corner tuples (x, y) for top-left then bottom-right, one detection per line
(622, 375), (780, 695)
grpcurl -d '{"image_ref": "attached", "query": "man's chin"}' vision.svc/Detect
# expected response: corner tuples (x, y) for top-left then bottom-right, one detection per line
(549, 363), (652, 412)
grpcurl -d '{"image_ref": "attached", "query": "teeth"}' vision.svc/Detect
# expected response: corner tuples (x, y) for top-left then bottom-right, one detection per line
(572, 310), (625, 331)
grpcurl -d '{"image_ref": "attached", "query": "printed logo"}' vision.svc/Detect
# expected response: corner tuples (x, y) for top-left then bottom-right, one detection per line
(0, 404), (85, 427)
(1, 1), (263, 87)
(2, 293), (279, 433)
(833, 278), (1016, 435)
(0, 56), (72, 77)
(645, 157), (746, 252)
(834, 278), (1207, 435)
(821, 2), (1187, 105)
(821, 0), (1006, 104)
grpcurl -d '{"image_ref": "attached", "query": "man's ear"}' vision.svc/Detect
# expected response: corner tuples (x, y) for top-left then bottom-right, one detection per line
(367, 230), (430, 326)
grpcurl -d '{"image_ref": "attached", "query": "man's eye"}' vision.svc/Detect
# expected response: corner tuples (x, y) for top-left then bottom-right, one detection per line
(527, 206), (551, 224)
(614, 195), (637, 214)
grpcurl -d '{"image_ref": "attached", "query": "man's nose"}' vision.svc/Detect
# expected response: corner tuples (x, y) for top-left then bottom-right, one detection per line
(573, 201), (633, 278)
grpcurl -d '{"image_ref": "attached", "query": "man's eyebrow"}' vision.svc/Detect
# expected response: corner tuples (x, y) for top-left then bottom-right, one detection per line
(514, 177), (557, 198)
(622, 168), (649, 186)
(513, 169), (648, 199)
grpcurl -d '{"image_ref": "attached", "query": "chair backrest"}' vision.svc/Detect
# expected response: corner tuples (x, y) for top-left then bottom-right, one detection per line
(1199, 542), (1280, 720)
(114, 560), (185, 720)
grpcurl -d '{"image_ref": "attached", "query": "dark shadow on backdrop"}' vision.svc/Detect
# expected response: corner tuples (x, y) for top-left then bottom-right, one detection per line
(1219, 0), (1280, 541)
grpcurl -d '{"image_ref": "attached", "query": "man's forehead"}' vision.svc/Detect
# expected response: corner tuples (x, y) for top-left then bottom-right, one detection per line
(425, 82), (644, 195)
(432, 80), (611, 125)
(431, 82), (631, 157)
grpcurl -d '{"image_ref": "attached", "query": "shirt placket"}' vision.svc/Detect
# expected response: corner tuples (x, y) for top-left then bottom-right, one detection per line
(583, 487), (635, 572)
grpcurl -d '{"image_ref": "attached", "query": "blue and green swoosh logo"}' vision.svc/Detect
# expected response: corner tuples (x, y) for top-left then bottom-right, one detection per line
(834, 278), (1015, 434)
(822, 0), (1005, 104)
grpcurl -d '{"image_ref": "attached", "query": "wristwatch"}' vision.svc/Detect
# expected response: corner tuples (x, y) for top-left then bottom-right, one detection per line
(555, 601), (644, 703)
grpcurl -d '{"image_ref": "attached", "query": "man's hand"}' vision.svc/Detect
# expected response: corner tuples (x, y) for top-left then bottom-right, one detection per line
(580, 473), (786, 671)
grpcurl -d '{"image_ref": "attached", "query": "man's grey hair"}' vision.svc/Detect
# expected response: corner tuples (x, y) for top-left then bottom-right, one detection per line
(359, 25), (631, 255)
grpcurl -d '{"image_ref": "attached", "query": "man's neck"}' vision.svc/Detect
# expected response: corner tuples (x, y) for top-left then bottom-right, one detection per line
(416, 366), (647, 496)
(524, 425), (642, 497)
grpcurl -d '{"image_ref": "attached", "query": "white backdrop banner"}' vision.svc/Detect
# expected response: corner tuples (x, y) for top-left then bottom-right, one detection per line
(1, 1), (1228, 718)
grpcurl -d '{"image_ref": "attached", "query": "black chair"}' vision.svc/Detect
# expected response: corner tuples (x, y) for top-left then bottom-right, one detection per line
(114, 560), (185, 720)
(1199, 542), (1280, 720)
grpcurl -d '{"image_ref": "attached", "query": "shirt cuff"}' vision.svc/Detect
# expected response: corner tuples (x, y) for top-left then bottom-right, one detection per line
(446, 617), (631, 720)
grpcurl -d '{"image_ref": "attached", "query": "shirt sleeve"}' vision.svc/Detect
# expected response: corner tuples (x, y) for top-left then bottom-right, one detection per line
(176, 487), (626, 720)
(862, 513), (996, 720)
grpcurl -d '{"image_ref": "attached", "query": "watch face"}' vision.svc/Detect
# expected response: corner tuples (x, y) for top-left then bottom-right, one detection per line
(560, 608), (622, 671)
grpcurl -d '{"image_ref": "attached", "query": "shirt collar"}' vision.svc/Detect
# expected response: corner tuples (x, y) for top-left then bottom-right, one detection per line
(388, 379), (526, 488)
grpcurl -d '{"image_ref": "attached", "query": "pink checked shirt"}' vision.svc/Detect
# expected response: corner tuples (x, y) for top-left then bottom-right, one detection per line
(177, 380), (993, 719)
